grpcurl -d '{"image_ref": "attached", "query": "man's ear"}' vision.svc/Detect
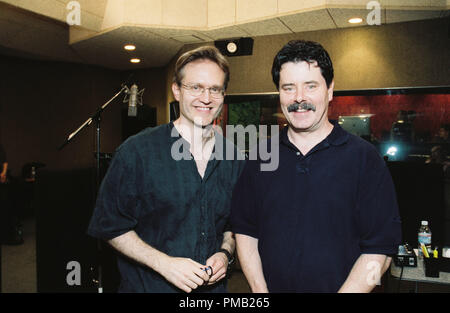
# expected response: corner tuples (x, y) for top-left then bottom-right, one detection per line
(327, 80), (335, 102)
(172, 82), (181, 101)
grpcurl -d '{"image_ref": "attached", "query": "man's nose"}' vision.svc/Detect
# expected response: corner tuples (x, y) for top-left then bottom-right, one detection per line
(295, 87), (305, 103)
(199, 88), (212, 103)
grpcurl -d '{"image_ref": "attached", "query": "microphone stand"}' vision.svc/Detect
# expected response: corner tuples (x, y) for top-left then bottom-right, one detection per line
(58, 86), (128, 151)
(58, 85), (128, 293)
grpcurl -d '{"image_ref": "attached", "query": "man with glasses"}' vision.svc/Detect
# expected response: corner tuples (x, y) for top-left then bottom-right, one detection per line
(88, 46), (244, 293)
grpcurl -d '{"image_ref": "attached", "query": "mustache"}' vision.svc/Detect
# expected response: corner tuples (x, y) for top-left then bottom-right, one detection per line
(287, 102), (316, 112)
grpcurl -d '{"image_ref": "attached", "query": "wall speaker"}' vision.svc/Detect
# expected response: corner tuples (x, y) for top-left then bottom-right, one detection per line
(121, 105), (156, 141)
(214, 37), (254, 57)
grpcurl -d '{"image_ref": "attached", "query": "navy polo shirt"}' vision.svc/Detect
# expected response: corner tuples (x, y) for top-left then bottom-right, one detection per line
(230, 121), (402, 293)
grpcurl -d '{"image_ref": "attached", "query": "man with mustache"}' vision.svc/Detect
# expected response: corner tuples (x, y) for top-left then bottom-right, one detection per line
(88, 46), (244, 293)
(230, 40), (402, 292)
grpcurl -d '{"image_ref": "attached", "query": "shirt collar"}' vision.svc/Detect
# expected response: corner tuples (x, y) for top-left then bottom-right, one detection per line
(168, 120), (180, 143)
(168, 120), (226, 145)
(167, 121), (232, 160)
(325, 120), (350, 146)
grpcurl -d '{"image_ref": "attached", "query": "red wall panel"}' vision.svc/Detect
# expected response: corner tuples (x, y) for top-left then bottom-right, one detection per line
(328, 94), (450, 141)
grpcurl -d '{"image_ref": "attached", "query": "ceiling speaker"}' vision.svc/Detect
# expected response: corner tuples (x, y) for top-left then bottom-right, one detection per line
(214, 37), (254, 57)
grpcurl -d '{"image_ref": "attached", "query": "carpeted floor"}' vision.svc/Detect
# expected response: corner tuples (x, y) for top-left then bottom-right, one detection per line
(1, 217), (37, 293)
(0, 217), (251, 293)
(2, 218), (449, 293)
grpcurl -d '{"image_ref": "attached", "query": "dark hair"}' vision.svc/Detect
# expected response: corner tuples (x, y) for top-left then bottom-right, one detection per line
(173, 46), (230, 90)
(271, 40), (334, 89)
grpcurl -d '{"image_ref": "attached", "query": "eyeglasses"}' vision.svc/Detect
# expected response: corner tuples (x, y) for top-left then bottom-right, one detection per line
(180, 83), (224, 99)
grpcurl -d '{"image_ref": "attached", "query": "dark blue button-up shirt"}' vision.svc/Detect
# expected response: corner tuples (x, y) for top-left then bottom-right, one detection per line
(88, 122), (245, 292)
(231, 121), (402, 292)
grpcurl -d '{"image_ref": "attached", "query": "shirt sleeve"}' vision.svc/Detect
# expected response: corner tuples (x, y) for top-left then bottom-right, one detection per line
(357, 151), (402, 255)
(230, 160), (259, 239)
(87, 147), (142, 241)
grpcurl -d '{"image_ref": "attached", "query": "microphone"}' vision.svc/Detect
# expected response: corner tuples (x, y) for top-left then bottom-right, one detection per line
(128, 84), (138, 117)
(123, 84), (145, 117)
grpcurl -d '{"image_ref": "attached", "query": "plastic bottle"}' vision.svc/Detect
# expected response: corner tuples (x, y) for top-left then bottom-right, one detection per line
(418, 220), (432, 258)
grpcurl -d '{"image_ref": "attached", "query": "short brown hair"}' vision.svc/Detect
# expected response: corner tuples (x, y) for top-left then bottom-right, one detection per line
(173, 46), (230, 90)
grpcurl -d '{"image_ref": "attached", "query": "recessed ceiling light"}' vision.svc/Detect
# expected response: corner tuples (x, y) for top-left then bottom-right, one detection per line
(226, 42), (237, 54)
(130, 58), (141, 63)
(348, 17), (363, 24)
(124, 44), (136, 51)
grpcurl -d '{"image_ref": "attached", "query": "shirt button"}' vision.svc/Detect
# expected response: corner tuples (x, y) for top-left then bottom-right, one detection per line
(296, 164), (309, 174)
(201, 232), (205, 236)
(296, 152), (300, 156)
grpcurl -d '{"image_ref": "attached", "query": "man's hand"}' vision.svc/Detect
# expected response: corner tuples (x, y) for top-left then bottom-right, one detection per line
(1, 162), (8, 183)
(204, 231), (235, 285)
(0, 172), (6, 183)
(157, 256), (211, 293)
(108, 231), (210, 293)
(205, 252), (228, 285)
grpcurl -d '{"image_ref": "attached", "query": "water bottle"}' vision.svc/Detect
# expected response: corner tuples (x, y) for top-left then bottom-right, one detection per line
(418, 220), (432, 258)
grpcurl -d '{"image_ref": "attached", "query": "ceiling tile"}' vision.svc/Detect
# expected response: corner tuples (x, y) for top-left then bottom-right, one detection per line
(1, 0), (66, 21)
(124, 0), (162, 25)
(162, 0), (208, 28)
(70, 26), (183, 69)
(208, 0), (236, 27)
(279, 9), (336, 32)
(146, 27), (193, 37)
(190, 31), (215, 42)
(380, 0), (445, 8)
(328, 8), (386, 28)
(171, 35), (206, 44)
(386, 9), (442, 23)
(236, 0), (278, 22)
(326, 0), (370, 8)
(200, 25), (249, 40)
(278, 0), (327, 14)
(79, 10), (103, 32)
(237, 18), (292, 36)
